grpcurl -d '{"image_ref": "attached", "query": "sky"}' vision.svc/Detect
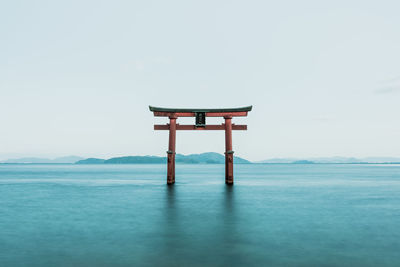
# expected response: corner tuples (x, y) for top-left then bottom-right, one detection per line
(1, 0), (400, 161)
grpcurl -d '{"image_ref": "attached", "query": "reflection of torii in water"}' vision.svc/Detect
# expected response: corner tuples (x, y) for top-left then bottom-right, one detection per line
(149, 106), (252, 185)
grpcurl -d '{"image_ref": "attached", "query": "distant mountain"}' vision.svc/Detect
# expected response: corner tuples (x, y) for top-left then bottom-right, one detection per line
(1, 157), (53, 164)
(257, 157), (400, 164)
(75, 152), (251, 164)
(75, 158), (105, 164)
(1, 156), (84, 164)
(256, 158), (297, 164)
(360, 157), (400, 163)
(50, 156), (85, 163)
(105, 156), (165, 164)
(4, 154), (399, 165)
(292, 160), (315, 164)
(176, 152), (250, 164)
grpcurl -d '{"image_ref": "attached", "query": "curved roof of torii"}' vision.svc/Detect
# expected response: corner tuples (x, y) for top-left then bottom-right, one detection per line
(149, 106), (252, 113)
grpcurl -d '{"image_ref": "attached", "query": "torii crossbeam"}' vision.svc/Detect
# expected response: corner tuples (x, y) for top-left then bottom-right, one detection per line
(149, 105), (252, 185)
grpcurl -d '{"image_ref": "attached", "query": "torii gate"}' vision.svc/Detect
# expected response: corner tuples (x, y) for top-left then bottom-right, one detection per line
(149, 106), (252, 185)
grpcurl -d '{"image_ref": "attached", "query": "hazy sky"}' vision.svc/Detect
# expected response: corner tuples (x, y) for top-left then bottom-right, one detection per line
(1, 0), (400, 161)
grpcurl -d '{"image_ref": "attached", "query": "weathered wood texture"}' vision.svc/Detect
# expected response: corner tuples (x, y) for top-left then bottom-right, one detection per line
(152, 111), (249, 117)
(154, 124), (247, 130)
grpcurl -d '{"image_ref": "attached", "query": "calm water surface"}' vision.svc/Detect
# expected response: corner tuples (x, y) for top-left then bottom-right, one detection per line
(1, 164), (400, 266)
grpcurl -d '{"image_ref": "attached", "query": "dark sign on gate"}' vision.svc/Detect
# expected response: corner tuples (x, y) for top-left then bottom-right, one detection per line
(195, 112), (206, 127)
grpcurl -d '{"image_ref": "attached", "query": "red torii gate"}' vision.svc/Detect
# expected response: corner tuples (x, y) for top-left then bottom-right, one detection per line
(149, 106), (252, 185)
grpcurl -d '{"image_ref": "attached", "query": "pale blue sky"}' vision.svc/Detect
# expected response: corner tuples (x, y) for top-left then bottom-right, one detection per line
(1, 0), (399, 161)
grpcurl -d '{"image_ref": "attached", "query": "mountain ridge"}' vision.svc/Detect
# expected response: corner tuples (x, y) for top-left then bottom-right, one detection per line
(1, 156), (84, 164)
(2, 154), (400, 164)
(256, 157), (400, 164)
(76, 152), (251, 164)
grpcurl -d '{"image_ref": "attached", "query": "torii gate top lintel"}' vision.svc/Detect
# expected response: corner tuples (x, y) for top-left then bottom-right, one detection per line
(149, 105), (252, 118)
(150, 105), (252, 185)
(149, 105), (252, 113)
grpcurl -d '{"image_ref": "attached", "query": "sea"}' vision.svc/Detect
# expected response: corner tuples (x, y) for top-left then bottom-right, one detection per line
(1, 164), (400, 267)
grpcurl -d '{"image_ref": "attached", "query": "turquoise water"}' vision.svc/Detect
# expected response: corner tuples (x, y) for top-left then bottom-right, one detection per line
(1, 164), (400, 266)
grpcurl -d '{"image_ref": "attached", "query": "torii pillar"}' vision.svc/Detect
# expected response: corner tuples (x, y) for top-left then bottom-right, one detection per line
(224, 116), (234, 184)
(150, 106), (252, 185)
(167, 115), (177, 184)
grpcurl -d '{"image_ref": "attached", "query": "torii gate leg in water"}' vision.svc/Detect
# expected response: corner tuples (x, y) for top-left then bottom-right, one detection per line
(150, 106), (252, 185)
(224, 116), (234, 185)
(167, 116), (176, 184)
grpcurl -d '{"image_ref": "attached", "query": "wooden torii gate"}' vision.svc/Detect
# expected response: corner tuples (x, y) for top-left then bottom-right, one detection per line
(149, 106), (252, 185)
